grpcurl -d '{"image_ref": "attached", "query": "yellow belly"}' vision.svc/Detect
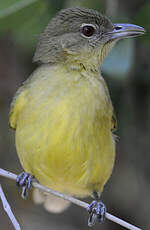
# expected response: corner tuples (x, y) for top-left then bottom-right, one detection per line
(14, 65), (115, 197)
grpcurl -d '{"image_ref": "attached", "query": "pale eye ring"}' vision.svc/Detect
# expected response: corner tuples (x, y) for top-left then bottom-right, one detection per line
(81, 24), (96, 37)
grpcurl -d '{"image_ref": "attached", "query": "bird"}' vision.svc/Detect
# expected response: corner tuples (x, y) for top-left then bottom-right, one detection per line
(9, 7), (145, 226)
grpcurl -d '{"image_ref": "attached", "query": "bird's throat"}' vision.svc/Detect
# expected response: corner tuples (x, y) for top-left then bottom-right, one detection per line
(64, 41), (116, 74)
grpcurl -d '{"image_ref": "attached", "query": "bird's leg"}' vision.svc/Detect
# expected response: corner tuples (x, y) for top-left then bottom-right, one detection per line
(87, 191), (106, 227)
(16, 172), (33, 199)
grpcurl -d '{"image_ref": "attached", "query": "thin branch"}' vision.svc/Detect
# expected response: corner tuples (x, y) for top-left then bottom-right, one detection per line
(0, 184), (21, 230)
(0, 168), (142, 230)
(0, 0), (38, 19)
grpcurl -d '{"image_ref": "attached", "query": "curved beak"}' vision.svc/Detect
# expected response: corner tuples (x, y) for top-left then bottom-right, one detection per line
(108, 23), (145, 40)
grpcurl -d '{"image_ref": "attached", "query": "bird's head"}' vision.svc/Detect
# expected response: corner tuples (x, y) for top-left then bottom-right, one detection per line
(33, 8), (145, 68)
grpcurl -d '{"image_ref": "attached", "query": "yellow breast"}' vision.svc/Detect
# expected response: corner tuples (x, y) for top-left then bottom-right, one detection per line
(10, 64), (115, 197)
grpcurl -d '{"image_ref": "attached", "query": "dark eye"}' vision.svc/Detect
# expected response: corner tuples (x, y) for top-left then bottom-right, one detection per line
(81, 25), (95, 37)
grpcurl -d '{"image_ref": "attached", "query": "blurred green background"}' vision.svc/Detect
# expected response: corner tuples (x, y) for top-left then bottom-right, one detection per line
(0, 0), (150, 229)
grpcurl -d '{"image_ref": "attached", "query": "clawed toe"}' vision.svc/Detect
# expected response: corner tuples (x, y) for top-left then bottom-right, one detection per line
(87, 200), (106, 227)
(16, 172), (33, 199)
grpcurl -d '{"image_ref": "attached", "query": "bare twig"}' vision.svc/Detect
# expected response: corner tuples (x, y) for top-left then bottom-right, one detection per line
(0, 168), (142, 230)
(0, 0), (38, 19)
(0, 184), (21, 230)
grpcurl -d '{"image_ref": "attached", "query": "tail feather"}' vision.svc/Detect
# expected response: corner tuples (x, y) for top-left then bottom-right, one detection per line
(33, 188), (71, 213)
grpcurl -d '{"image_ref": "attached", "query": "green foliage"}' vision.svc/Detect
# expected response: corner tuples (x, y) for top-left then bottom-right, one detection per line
(0, 0), (18, 10)
(0, 0), (50, 48)
(134, 2), (150, 43)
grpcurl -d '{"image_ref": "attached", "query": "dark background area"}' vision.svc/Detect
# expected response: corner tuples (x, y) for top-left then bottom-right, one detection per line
(0, 0), (150, 229)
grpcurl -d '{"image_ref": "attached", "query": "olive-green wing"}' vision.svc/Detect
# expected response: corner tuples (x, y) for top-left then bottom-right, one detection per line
(9, 87), (27, 130)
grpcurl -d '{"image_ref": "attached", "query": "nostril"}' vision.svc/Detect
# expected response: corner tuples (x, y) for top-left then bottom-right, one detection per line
(114, 26), (122, 30)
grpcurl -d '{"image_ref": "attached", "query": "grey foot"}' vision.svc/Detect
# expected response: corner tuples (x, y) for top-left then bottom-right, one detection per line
(16, 172), (33, 199)
(87, 200), (106, 227)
